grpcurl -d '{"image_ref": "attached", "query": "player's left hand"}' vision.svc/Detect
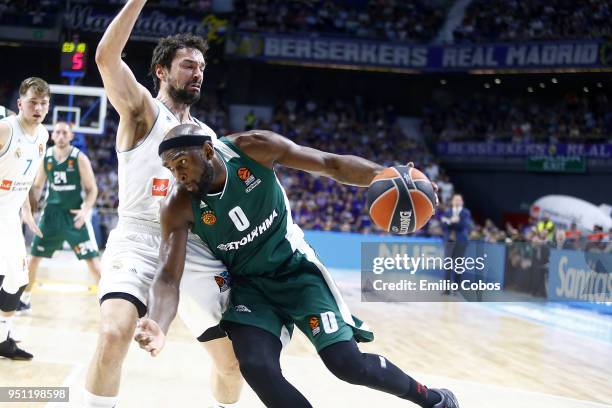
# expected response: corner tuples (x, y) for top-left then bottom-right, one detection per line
(22, 209), (42, 238)
(431, 181), (440, 207)
(70, 207), (89, 229)
(134, 318), (166, 357)
(407, 162), (440, 208)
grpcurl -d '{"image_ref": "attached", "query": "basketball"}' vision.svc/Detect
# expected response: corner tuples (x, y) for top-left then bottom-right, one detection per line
(366, 165), (437, 234)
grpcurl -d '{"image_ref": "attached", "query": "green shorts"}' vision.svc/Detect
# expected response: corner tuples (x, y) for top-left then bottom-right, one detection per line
(31, 205), (99, 260)
(221, 251), (373, 352)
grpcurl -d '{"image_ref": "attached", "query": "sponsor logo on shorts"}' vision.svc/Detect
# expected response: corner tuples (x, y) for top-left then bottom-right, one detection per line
(74, 240), (96, 256)
(214, 271), (230, 293)
(201, 210), (217, 225)
(237, 167), (262, 193)
(151, 178), (169, 197)
(235, 305), (252, 313)
(0, 179), (13, 191)
(309, 316), (321, 337)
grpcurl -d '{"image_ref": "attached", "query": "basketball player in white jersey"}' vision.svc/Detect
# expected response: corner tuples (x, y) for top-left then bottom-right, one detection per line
(0, 77), (51, 360)
(84, 1), (242, 407)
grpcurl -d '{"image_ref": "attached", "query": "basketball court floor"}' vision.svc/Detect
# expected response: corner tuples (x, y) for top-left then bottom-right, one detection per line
(2, 250), (611, 408)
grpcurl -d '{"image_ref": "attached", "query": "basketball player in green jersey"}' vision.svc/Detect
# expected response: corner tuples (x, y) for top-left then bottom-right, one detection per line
(20, 121), (101, 312)
(135, 124), (460, 408)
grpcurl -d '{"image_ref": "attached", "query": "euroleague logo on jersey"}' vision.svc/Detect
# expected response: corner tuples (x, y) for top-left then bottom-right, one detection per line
(309, 316), (321, 337)
(201, 210), (217, 225)
(237, 167), (262, 193)
(151, 178), (169, 197)
(237, 167), (252, 181)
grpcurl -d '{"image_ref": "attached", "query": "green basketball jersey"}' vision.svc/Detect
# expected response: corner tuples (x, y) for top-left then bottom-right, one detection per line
(44, 146), (83, 209)
(191, 138), (305, 277)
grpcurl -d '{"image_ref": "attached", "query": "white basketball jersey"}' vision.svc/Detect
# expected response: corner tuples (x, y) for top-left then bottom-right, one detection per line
(0, 115), (49, 217)
(117, 99), (217, 223)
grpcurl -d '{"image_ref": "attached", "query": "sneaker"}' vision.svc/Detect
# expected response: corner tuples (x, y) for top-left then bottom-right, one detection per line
(16, 300), (31, 315)
(432, 388), (460, 408)
(0, 337), (33, 360)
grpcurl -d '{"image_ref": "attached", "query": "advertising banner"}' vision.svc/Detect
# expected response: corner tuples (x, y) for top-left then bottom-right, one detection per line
(226, 32), (612, 72)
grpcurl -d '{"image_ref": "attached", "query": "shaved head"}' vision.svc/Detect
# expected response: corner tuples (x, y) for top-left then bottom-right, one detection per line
(160, 123), (215, 199)
(164, 123), (207, 140)
(159, 123), (212, 157)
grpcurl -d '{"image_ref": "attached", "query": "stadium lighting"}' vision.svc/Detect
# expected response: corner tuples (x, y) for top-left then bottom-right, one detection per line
(527, 87), (534, 92)
(539, 83), (546, 88)
(440, 79), (447, 85)
(551, 78), (558, 83)
(494, 78), (501, 84)
(583, 87), (590, 93)
(484, 83), (491, 88)
(596, 82), (603, 88)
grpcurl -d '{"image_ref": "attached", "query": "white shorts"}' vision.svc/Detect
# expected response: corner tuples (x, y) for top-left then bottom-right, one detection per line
(0, 216), (28, 294)
(98, 218), (230, 338)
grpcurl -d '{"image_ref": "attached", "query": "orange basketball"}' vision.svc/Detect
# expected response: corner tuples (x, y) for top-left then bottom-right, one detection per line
(366, 165), (437, 234)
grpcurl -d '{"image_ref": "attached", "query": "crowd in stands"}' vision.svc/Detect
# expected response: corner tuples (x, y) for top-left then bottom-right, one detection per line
(78, 0), (213, 13)
(454, 0), (612, 42)
(231, 0), (446, 43)
(242, 96), (443, 234)
(421, 92), (612, 143)
(0, 0), (57, 27)
(463, 214), (612, 252)
(3, 0), (612, 46)
(84, 114), (119, 240)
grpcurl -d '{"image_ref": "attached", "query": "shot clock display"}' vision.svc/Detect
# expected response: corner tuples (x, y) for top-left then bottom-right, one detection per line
(60, 42), (88, 77)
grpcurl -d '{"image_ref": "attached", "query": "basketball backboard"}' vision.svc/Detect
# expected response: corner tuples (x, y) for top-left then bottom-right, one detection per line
(44, 84), (108, 135)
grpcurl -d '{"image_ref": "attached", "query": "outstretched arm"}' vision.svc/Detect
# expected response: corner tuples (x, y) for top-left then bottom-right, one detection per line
(72, 153), (98, 229)
(135, 187), (194, 356)
(21, 195), (42, 238)
(228, 130), (385, 187)
(29, 161), (47, 212)
(95, 0), (155, 122)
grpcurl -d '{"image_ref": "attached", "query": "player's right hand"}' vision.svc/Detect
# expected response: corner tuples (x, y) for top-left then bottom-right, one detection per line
(22, 209), (43, 238)
(134, 318), (166, 357)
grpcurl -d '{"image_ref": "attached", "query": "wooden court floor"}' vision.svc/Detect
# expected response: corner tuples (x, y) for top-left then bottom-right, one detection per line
(1, 251), (611, 408)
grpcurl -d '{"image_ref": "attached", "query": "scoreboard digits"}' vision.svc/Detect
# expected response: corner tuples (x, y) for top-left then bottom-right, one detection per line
(60, 42), (87, 76)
